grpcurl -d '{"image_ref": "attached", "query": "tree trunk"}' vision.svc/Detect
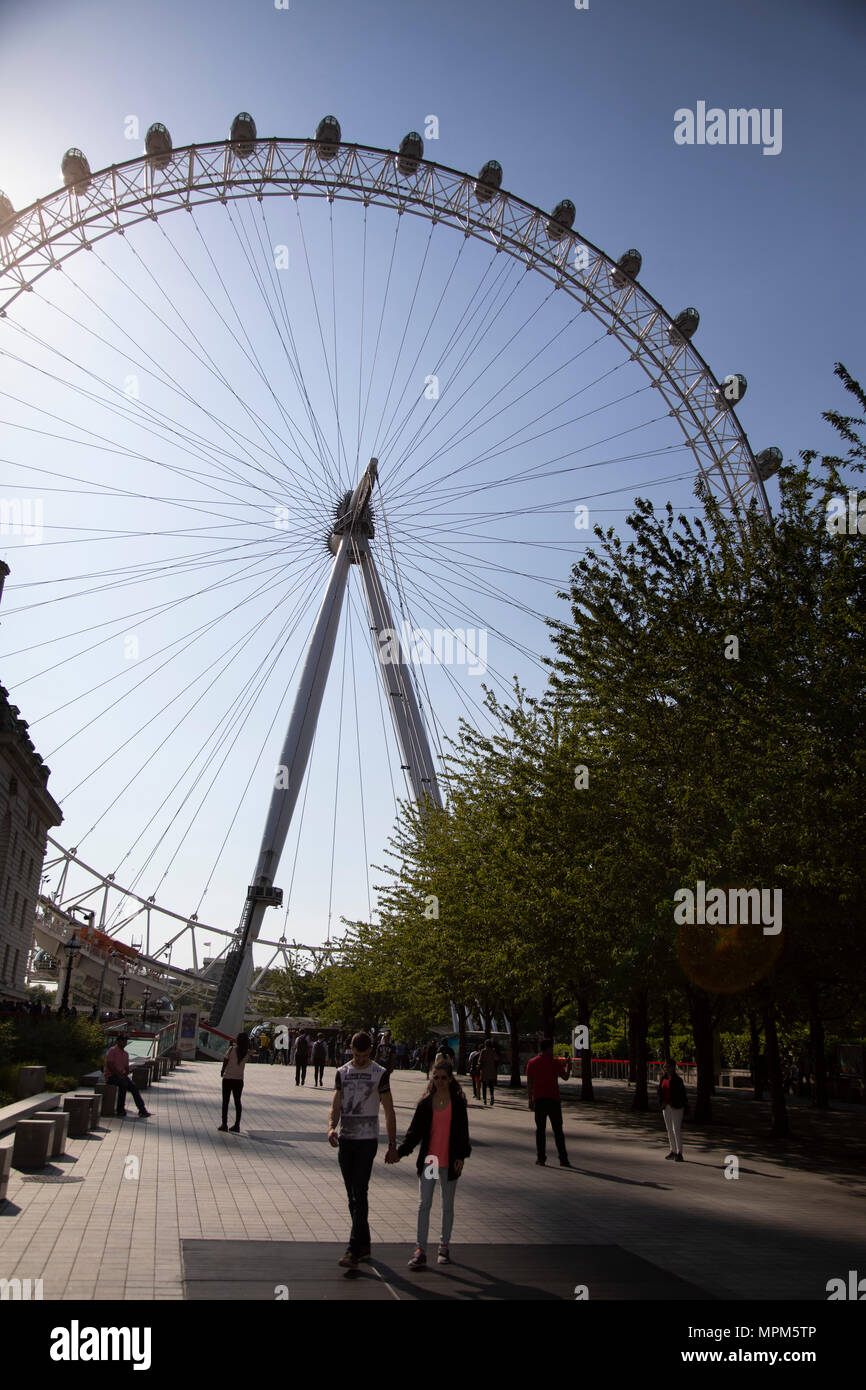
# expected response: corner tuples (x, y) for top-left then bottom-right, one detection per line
(688, 987), (714, 1123)
(749, 1010), (763, 1101)
(627, 1009), (636, 1084)
(504, 1001), (523, 1088)
(456, 1001), (468, 1076)
(807, 984), (830, 1110)
(630, 989), (649, 1111)
(541, 991), (555, 1040)
(759, 988), (789, 1138)
(577, 991), (594, 1101)
(661, 997), (671, 1062)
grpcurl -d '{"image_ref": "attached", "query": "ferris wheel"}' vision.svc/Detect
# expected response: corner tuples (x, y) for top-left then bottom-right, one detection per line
(0, 113), (781, 1038)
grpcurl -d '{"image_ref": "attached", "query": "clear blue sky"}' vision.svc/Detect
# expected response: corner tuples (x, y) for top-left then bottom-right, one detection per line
(0, 0), (863, 972)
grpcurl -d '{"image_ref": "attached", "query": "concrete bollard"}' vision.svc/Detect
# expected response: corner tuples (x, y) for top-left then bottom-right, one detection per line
(63, 1095), (93, 1138)
(94, 1083), (118, 1116)
(73, 1094), (102, 1129)
(14, 1066), (47, 1100)
(33, 1110), (70, 1158)
(12, 1120), (53, 1170)
(131, 1066), (150, 1091)
(0, 1145), (12, 1201)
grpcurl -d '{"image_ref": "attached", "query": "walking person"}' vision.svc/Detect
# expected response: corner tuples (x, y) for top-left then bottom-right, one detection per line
(328, 1032), (398, 1270)
(312, 1032), (327, 1087)
(422, 1040), (437, 1078)
(104, 1034), (151, 1118)
(526, 1038), (572, 1167)
(657, 1058), (688, 1162)
(395, 1058), (471, 1270)
(219, 1032), (249, 1133)
(468, 1046), (481, 1101)
(375, 1030), (396, 1074)
(478, 1037), (501, 1106)
(295, 1030), (310, 1086)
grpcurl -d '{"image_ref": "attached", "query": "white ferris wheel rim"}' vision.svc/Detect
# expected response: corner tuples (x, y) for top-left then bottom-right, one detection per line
(4, 130), (773, 989)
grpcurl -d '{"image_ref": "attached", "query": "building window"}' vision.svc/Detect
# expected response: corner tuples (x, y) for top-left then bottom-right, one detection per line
(8, 776), (17, 797)
(12, 889), (18, 922)
(20, 896), (27, 930)
(1, 943), (8, 981)
(12, 948), (19, 981)
(19, 848), (24, 874)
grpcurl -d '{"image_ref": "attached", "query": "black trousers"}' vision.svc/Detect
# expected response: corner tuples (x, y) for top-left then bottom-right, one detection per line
(338, 1138), (378, 1254)
(113, 1074), (146, 1115)
(314, 1063), (325, 1085)
(534, 1098), (568, 1162)
(295, 1057), (308, 1084)
(482, 1077), (496, 1104)
(222, 1078), (243, 1126)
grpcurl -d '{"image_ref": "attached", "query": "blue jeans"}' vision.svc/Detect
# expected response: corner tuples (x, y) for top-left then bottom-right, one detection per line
(113, 1074), (146, 1114)
(338, 1138), (378, 1254)
(417, 1168), (456, 1249)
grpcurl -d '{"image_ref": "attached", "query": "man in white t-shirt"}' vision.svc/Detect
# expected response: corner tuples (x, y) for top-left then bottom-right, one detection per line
(328, 1030), (398, 1269)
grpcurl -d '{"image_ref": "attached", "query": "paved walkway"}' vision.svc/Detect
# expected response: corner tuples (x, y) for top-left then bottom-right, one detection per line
(1, 1064), (863, 1300)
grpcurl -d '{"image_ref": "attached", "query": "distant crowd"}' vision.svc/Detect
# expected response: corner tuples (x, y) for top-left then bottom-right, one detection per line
(251, 1027), (453, 1076)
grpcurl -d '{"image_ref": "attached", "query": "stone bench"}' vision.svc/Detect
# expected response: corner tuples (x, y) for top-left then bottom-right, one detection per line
(12, 1119), (53, 1170)
(15, 1066), (47, 1099)
(73, 1093), (103, 1129)
(94, 1082), (118, 1116)
(0, 1092), (62, 1137)
(63, 1094), (94, 1137)
(32, 1109), (70, 1158)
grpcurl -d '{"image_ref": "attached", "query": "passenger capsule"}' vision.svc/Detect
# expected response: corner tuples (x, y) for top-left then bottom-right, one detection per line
(316, 115), (341, 160)
(611, 249), (642, 288)
(716, 373), (748, 408)
(61, 148), (91, 194)
(145, 122), (173, 171)
(397, 131), (424, 177)
(474, 160), (502, 203)
(230, 112), (257, 159)
(547, 199), (576, 241)
(755, 446), (782, 481)
(668, 307), (699, 344)
(0, 191), (15, 233)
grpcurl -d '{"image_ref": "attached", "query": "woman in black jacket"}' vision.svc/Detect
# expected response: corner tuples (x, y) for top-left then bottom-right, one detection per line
(657, 1058), (688, 1162)
(396, 1060), (471, 1270)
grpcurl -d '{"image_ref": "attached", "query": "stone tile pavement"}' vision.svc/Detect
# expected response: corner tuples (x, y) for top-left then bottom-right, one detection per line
(0, 1063), (863, 1300)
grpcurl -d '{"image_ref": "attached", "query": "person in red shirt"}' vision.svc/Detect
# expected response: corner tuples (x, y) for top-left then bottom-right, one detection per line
(526, 1038), (571, 1167)
(104, 1034), (151, 1118)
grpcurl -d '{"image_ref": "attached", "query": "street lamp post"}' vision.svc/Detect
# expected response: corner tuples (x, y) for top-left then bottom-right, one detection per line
(142, 986), (151, 1026)
(95, 949), (117, 1019)
(118, 971), (128, 1015)
(60, 933), (81, 1014)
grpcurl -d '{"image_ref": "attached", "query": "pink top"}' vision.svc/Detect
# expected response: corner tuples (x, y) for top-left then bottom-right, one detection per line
(222, 1044), (247, 1081)
(428, 1099), (452, 1169)
(104, 1044), (129, 1079)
